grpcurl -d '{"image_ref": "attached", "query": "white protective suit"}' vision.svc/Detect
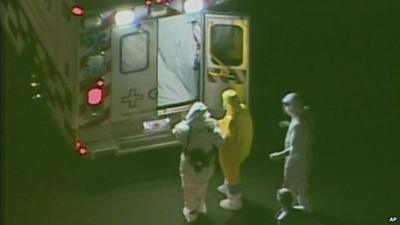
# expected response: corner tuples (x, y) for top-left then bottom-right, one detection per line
(172, 102), (224, 222)
(275, 93), (313, 211)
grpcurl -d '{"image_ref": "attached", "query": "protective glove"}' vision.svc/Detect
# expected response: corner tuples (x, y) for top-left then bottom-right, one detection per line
(269, 150), (289, 161)
(269, 152), (283, 161)
(278, 120), (290, 128)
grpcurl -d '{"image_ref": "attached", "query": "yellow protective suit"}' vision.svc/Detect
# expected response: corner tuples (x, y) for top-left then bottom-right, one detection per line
(218, 89), (253, 185)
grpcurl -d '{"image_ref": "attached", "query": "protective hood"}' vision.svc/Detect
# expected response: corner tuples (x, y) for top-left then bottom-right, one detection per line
(185, 101), (211, 123)
(222, 89), (241, 115)
(282, 93), (302, 106)
(282, 92), (304, 118)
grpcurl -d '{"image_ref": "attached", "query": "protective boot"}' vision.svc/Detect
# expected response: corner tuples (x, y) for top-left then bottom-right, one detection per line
(219, 193), (242, 210)
(198, 203), (207, 214)
(217, 180), (228, 195)
(297, 195), (312, 213)
(182, 207), (199, 223)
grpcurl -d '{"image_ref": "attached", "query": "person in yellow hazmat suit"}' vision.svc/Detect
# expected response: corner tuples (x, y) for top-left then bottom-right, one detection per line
(217, 89), (253, 210)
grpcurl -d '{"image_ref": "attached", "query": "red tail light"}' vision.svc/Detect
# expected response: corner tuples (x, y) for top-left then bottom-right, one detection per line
(75, 141), (82, 150)
(145, 0), (152, 7)
(75, 141), (88, 156)
(78, 146), (88, 156)
(71, 5), (84, 16)
(96, 80), (105, 87)
(87, 79), (104, 106)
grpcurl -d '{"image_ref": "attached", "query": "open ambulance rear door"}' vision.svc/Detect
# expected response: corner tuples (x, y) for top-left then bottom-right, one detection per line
(111, 19), (158, 123)
(203, 13), (250, 116)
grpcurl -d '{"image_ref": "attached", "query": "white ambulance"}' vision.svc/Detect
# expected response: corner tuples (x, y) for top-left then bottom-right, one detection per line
(1, 0), (250, 158)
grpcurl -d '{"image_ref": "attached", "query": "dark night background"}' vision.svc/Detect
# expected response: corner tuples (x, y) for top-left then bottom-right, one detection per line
(1, 1), (399, 225)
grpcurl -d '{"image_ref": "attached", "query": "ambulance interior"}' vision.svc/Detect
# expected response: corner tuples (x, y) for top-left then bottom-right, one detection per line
(210, 24), (243, 67)
(121, 12), (245, 111)
(157, 14), (200, 108)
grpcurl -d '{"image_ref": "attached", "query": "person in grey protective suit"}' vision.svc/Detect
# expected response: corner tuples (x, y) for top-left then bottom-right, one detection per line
(269, 93), (313, 212)
(172, 102), (224, 223)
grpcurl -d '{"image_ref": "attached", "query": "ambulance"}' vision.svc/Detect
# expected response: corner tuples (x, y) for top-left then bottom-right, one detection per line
(1, 0), (250, 158)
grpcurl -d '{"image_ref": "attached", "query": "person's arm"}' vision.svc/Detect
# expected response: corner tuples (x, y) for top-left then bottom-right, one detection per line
(225, 119), (238, 143)
(270, 123), (298, 160)
(279, 120), (290, 128)
(269, 149), (290, 161)
(213, 123), (225, 148)
(172, 122), (189, 144)
(270, 123), (308, 161)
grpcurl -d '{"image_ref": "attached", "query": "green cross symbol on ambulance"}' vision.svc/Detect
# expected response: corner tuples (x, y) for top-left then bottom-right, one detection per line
(121, 89), (143, 109)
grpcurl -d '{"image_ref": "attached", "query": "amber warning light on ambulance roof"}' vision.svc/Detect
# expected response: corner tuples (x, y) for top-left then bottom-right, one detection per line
(71, 5), (84, 16)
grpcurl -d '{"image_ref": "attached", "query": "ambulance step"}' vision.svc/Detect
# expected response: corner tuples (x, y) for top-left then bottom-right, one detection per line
(85, 138), (119, 157)
(115, 141), (179, 156)
(116, 133), (179, 155)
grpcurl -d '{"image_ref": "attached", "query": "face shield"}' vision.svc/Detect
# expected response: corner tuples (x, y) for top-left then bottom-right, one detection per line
(282, 93), (303, 117)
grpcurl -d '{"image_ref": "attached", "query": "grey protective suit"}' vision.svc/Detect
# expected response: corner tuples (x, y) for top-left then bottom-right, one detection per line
(281, 93), (313, 211)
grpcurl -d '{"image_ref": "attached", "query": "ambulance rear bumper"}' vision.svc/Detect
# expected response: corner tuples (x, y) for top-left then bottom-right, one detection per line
(83, 131), (179, 159)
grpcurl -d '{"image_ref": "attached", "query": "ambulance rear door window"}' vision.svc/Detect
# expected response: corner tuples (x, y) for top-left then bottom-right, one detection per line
(120, 31), (149, 74)
(211, 25), (243, 66)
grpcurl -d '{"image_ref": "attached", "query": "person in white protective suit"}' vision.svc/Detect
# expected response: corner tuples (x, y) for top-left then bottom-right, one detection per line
(269, 93), (313, 212)
(172, 102), (224, 223)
